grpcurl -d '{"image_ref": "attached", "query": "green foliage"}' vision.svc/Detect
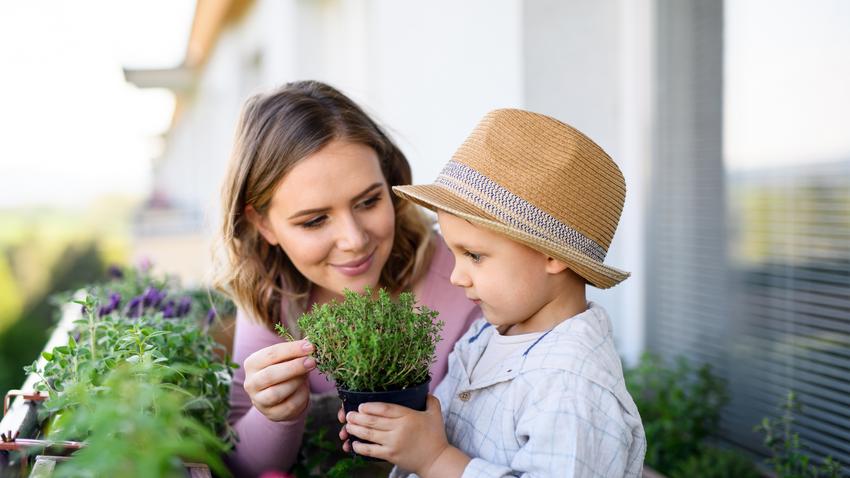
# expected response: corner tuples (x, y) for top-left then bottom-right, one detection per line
(287, 287), (443, 392)
(668, 446), (761, 478)
(754, 391), (845, 478)
(0, 241), (105, 402)
(291, 421), (366, 478)
(624, 353), (729, 473)
(22, 265), (238, 476)
(48, 361), (230, 478)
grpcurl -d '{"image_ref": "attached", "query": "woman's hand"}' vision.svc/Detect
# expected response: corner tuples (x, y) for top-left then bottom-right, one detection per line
(340, 395), (471, 477)
(243, 339), (316, 422)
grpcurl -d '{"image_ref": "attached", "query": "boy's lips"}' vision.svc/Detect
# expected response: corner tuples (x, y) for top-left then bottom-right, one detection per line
(331, 251), (375, 277)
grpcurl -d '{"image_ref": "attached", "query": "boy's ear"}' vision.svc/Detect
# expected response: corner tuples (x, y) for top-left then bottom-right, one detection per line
(245, 205), (279, 246)
(545, 257), (571, 275)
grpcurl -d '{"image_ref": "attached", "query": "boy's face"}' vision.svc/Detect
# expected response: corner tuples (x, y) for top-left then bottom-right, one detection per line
(437, 210), (565, 334)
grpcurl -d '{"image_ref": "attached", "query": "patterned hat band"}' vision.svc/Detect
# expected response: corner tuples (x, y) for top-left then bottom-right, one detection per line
(434, 160), (608, 263)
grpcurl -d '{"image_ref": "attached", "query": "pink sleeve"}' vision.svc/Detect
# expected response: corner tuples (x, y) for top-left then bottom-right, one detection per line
(225, 309), (307, 477)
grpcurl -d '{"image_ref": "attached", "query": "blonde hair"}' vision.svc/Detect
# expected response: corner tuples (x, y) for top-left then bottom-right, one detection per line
(215, 81), (434, 331)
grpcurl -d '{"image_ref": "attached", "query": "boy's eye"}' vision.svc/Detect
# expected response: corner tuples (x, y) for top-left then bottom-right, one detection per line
(301, 215), (327, 228)
(463, 251), (482, 263)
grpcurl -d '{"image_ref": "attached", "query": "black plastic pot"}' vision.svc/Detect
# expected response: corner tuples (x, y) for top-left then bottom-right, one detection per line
(338, 378), (431, 461)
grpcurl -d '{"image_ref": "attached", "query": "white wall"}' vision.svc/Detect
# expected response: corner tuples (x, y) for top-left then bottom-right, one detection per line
(522, 0), (652, 364)
(147, 0), (652, 360)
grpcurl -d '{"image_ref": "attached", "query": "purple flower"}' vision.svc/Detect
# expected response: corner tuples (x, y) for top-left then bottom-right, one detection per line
(107, 265), (124, 280)
(175, 296), (192, 317)
(126, 296), (143, 318)
(98, 292), (122, 317)
(142, 287), (158, 307)
(162, 299), (176, 318)
(205, 308), (217, 326)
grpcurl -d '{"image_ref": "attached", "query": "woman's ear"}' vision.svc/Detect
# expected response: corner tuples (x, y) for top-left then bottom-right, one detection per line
(545, 257), (571, 275)
(245, 205), (279, 246)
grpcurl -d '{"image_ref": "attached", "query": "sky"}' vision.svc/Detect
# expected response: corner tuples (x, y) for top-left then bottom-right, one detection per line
(0, 0), (195, 209)
(724, 0), (850, 170)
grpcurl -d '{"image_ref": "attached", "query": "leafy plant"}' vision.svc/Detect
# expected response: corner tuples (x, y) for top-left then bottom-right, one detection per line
(624, 353), (729, 473)
(668, 446), (761, 478)
(755, 391), (845, 478)
(21, 264), (238, 475)
(48, 361), (230, 478)
(282, 287), (443, 392)
(291, 420), (367, 478)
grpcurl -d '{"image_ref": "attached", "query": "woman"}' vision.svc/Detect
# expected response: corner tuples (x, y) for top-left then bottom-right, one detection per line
(216, 80), (480, 477)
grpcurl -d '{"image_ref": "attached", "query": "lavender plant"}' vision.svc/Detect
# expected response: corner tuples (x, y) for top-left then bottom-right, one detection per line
(280, 287), (443, 392)
(22, 265), (238, 474)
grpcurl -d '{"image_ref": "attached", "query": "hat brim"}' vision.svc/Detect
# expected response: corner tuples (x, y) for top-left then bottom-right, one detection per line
(393, 184), (630, 289)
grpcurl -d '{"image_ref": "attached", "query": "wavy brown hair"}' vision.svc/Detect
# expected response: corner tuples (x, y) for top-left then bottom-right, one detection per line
(215, 80), (434, 331)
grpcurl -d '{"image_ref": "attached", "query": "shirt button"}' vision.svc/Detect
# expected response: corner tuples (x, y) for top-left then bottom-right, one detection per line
(458, 391), (471, 401)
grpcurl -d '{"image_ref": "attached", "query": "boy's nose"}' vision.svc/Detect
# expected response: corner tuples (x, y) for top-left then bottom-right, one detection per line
(450, 266), (472, 288)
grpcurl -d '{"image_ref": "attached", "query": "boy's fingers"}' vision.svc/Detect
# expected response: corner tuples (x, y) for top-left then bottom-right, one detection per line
(346, 423), (386, 444)
(426, 394), (442, 413)
(346, 411), (392, 431)
(351, 440), (387, 460)
(337, 406), (346, 424)
(357, 401), (407, 417)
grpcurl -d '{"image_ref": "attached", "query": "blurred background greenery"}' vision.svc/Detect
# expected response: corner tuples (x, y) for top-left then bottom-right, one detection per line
(0, 198), (138, 396)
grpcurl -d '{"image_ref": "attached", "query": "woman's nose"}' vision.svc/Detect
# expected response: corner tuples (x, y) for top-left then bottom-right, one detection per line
(336, 214), (369, 251)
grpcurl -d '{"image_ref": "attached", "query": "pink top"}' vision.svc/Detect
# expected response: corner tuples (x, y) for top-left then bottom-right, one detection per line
(226, 235), (480, 477)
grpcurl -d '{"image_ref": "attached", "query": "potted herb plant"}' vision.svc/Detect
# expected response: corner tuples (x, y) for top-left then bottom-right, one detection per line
(279, 287), (443, 459)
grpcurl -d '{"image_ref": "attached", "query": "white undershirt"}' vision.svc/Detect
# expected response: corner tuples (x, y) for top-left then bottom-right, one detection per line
(470, 328), (546, 382)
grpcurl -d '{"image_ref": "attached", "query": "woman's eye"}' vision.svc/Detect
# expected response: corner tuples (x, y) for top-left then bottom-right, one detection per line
(357, 194), (381, 209)
(301, 216), (327, 228)
(464, 251), (482, 263)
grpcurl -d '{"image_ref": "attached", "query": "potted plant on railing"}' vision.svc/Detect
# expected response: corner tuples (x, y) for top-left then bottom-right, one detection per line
(278, 287), (443, 461)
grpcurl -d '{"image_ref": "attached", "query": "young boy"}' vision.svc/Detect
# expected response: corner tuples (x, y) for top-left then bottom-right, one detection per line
(340, 109), (646, 477)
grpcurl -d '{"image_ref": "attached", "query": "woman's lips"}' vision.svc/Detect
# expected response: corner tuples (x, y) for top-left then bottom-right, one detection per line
(332, 251), (375, 277)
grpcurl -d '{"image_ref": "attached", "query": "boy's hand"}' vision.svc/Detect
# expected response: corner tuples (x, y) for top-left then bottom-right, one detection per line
(342, 395), (469, 476)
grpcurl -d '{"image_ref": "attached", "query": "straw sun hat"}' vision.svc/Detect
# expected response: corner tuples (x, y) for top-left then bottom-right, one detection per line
(393, 108), (630, 289)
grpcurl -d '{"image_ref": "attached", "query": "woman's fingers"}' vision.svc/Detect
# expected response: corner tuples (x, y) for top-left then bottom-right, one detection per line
(248, 355), (316, 392)
(252, 374), (305, 408)
(244, 340), (314, 374)
(256, 379), (310, 421)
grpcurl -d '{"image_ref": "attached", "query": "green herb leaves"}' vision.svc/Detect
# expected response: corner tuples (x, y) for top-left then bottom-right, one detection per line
(285, 287), (444, 392)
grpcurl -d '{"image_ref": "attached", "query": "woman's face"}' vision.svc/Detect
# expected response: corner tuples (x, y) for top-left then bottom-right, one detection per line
(250, 140), (396, 301)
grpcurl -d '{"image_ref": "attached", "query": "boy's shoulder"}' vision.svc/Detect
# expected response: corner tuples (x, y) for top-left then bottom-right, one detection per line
(519, 304), (637, 411)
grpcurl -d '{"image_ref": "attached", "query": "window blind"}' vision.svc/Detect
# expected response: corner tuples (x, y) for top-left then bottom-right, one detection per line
(648, 0), (850, 468)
